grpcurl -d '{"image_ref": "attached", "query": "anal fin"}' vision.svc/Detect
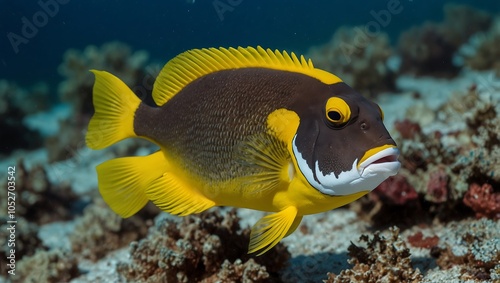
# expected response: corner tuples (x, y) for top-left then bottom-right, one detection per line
(146, 172), (215, 216)
(248, 206), (300, 255)
(96, 151), (167, 218)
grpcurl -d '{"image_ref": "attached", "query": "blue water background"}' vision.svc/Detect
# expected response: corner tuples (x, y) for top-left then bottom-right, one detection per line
(1, 0), (499, 92)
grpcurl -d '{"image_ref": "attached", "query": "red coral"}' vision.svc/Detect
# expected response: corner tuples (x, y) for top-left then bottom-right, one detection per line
(463, 183), (500, 219)
(426, 168), (449, 203)
(407, 231), (439, 249)
(394, 119), (422, 139)
(372, 175), (418, 205)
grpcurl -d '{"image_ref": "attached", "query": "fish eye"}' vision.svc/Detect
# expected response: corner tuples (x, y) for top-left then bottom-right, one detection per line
(327, 110), (342, 121)
(325, 97), (351, 127)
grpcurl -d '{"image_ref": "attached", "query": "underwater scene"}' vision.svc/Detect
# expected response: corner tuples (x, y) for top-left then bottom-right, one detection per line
(1, 0), (500, 282)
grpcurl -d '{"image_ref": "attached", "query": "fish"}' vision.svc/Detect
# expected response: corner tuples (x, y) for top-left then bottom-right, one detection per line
(86, 46), (401, 255)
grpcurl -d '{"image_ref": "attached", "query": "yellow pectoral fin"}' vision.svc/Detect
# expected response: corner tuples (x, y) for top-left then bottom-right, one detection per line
(96, 151), (167, 218)
(248, 206), (300, 255)
(145, 172), (215, 216)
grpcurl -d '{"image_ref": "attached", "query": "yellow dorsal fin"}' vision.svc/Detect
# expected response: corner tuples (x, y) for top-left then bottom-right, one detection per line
(152, 46), (343, 106)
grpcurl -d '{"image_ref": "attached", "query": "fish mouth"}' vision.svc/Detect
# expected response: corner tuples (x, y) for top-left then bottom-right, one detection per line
(358, 146), (401, 177)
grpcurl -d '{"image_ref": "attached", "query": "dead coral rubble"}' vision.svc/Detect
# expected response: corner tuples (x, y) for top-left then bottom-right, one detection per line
(70, 198), (153, 262)
(398, 4), (492, 77)
(324, 227), (422, 283)
(0, 217), (44, 277)
(0, 161), (78, 225)
(15, 249), (79, 283)
(433, 219), (500, 281)
(117, 208), (290, 283)
(307, 26), (395, 96)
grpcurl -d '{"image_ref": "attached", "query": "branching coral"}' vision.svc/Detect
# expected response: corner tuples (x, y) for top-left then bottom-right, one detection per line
(307, 26), (395, 96)
(324, 227), (422, 283)
(116, 208), (290, 282)
(398, 4), (492, 77)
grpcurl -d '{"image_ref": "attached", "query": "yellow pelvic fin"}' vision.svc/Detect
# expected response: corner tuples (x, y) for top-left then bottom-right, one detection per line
(145, 171), (215, 216)
(86, 70), (141, 149)
(152, 46), (343, 106)
(96, 151), (167, 218)
(248, 206), (300, 255)
(285, 215), (303, 238)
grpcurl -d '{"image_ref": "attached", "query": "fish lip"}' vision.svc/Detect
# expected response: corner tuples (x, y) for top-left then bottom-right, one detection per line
(358, 147), (401, 176)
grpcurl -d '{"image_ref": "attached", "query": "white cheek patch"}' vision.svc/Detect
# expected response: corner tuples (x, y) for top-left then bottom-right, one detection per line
(292, 135), (399, 196)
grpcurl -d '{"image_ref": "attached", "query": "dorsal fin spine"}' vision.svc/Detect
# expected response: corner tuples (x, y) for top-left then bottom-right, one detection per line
(151, 46), (342, 107)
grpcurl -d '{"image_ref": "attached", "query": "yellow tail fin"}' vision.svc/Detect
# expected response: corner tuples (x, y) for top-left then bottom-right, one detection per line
(86, 70), (141, 150)
(96, 151), (168, 218)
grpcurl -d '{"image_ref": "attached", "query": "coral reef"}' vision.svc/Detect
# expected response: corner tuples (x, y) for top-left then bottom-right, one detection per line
(70, 198), (154, 261)
(459, 17), (500, 77)
(116, 208), (290, 282)
(0, 160), (78, 225)
(49, 41), (160, 162)
(355, 175), (422, 228)
(0, 217), (44, 277)
(57, 41), (154, 118)
(398, 4), (492, 77)
(307, 26), (395, 96)
(407, 231), (439, 249)
(16, 249), (79, 283)
(432, 219), (500, 281)
(425, 167), (448, 204)
(352, 78), (500, 229)
(324, 227), (422, 283)
(371, 175), (418, 206)
(463, 183), (500, 219)
(0, 80), (48, 154)
(393, 86), (499, 209)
